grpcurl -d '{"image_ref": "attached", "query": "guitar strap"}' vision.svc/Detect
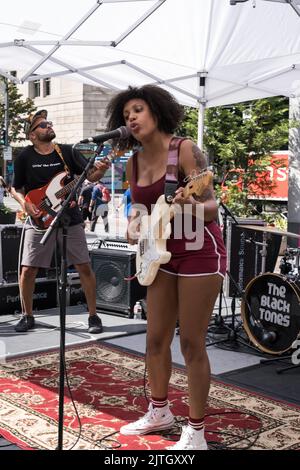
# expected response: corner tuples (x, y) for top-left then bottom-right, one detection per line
(164, 136), (187, 204)
(54, 143), (70, 175)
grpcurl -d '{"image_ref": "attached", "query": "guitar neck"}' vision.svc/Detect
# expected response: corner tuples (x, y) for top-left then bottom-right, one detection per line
(56, 175), (81, 199)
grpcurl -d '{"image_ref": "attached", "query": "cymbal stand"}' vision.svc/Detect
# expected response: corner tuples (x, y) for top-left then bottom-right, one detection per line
(209, 203), (237, 333)
(207, 270), (260, 353)
(260, 231), (268, 274)
(259, 354), (299, 374)
(245, 231), (268, 275)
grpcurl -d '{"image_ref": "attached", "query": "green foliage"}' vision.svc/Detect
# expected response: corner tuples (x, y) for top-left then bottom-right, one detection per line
(0, 79), (36, 143)
(177, 107), (198, 141)
(0, 203), (14, 214)
(179, 97), (290, 221)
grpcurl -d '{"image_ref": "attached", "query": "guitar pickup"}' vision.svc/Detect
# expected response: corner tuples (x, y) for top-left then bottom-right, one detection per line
(164, 182), (177, 204)
(42, 197), (57, 217)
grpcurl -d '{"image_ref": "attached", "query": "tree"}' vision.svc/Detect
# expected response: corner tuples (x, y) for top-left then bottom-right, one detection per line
(0, 79), (36, 144)
(178, 97), (289, 219)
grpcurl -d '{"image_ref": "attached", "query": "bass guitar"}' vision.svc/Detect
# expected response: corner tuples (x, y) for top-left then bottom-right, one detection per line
(25, 172), (81, 229)
(135, 169), (213, 286)
(25, 148), (124, 229)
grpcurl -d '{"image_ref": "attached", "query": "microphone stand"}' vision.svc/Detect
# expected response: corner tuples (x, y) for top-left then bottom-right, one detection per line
(40, 142), (104, 451)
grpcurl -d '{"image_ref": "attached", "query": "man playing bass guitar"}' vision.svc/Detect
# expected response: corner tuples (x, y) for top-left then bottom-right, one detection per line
(11, 110), (109, 333)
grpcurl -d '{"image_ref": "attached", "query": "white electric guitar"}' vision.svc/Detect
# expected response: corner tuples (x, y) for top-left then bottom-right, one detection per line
(136, 169), (213, 286)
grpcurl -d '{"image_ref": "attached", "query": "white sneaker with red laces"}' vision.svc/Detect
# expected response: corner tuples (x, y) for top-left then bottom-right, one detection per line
(166, 425), (208, 450)
(120, 403), (174, 435)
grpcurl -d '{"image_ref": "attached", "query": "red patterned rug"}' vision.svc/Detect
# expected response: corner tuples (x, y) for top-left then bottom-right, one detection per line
(0, 342), (299, 450)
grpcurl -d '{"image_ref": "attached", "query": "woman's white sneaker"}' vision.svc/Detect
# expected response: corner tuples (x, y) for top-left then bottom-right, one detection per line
(166, 425), (208, 450)
(120, 403), (174, 435)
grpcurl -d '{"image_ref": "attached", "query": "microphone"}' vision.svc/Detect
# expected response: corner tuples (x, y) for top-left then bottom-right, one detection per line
(80, 126), (131, 144)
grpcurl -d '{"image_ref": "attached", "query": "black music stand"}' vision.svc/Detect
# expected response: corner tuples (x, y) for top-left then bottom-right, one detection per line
(40, 143), (104, 450)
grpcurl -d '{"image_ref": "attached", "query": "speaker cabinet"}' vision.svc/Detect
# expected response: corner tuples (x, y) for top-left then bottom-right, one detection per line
(0, 224), (23, 283)
(226, 218), (281, 297)
(66, 272), (85, 306)
(90, 248), (147, 317)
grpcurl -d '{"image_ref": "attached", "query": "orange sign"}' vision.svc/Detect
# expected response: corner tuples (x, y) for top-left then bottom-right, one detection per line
(221, 152), (288, 201)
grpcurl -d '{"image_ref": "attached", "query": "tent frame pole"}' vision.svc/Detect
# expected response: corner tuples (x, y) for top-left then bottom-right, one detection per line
(197, 72), (207, 149)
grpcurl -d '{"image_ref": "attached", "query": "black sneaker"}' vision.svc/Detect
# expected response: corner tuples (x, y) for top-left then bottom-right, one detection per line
(15, 315), (35, 333)
(88, 314), (103, 334)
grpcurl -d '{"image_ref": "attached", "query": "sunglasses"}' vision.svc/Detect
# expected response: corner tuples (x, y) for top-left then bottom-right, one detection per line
(31, 120), (53, 132)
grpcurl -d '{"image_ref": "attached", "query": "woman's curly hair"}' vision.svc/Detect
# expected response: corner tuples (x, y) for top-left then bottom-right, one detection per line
(106, 85), (184, 149)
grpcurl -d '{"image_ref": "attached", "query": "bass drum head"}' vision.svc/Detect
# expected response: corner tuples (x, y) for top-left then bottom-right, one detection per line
(241, 273), (300, 354)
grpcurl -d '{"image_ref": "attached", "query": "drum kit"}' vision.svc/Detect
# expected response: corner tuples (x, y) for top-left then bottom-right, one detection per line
(238, 224), (300, 355)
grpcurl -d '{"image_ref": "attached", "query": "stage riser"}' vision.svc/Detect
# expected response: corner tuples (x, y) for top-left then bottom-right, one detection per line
(0, 280), (57, 315)
(0, 276), (86, 315)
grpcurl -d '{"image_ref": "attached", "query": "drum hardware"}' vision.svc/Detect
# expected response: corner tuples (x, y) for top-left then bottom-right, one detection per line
(245, 231), (268, 276)
(280, 248), (300, 279)
(210, 202), (235, 334)
(279, 256), (293, 276)
(259, 353), (300, 374)
(237, 224), (300, 240)
(241, 273), (300, 355)
(238, 224), (300, 277)
(208, 270), (261, 353)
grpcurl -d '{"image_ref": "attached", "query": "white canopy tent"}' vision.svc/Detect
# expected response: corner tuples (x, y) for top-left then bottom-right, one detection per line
(1, 0), (300, 147)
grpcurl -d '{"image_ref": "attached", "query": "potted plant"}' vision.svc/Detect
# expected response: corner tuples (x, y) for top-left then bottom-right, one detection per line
(0, 204), (16, 224)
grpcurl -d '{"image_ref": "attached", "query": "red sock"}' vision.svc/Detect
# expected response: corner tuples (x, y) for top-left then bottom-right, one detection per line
(188, 417), (204, 431)
(151, 396), (168, 408)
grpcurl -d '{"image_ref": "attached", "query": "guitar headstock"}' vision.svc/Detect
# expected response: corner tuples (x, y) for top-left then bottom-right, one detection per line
(183, 169), (213, 198)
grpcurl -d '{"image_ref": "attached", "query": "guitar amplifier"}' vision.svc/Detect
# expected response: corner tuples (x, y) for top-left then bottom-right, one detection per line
(98, 237), (134, 251)
(0, 224), (58, 284)
(0, 224), (23, 284)
(90, 248), (146, 317)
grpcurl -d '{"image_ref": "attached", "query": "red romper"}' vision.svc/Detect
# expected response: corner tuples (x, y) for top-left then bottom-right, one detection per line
(131, 139), (227, 278)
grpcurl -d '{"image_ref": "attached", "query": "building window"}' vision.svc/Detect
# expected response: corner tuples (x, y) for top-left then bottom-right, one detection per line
(33, 80), (40, 97)
(29, 79), (41, 99)
(43, 78), (51, 97)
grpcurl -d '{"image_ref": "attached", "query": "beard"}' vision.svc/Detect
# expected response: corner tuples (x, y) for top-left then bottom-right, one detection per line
(40, 130), (56, 142)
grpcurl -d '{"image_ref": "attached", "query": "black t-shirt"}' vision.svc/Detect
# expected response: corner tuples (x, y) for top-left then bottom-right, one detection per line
(12, 144), (88, 226)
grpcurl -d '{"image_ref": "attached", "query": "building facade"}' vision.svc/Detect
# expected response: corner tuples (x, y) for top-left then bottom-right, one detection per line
(17, 75), (116, 144)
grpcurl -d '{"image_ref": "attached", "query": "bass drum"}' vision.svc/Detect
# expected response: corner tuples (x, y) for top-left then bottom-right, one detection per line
(241, 273), (300, 355)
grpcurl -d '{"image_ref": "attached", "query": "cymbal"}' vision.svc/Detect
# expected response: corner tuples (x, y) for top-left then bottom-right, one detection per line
(237, 224), (300, 240)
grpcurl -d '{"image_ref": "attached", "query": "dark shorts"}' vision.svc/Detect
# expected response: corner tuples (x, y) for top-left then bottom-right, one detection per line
(160, 222), (227, 278)
(81, 208), (92, 221)
(21, 223), (90, 268)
